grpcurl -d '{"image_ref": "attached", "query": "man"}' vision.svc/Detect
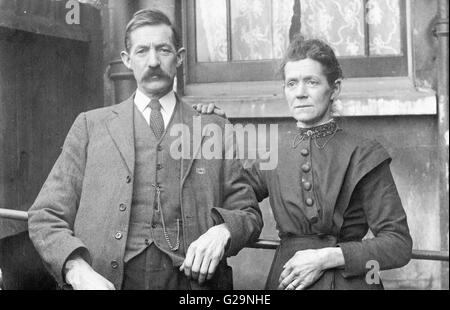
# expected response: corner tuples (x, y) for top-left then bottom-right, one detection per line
(28, 9), (262, 290)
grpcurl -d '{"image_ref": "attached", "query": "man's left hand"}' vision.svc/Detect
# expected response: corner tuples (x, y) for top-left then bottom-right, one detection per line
(180, 223), (231, 285)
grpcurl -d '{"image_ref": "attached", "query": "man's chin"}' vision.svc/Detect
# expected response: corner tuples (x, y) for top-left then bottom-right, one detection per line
(140, 82), (172, 97)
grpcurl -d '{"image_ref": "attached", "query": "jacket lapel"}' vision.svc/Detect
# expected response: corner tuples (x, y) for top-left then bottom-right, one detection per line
(105, 96), (135, 176)
(177, 95), (204, 183)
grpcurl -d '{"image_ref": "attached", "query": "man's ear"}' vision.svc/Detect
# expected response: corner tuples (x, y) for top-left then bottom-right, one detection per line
(176, 47), (186, 68)
(331, 79), (342, 101)
(120, 50), (132, 70)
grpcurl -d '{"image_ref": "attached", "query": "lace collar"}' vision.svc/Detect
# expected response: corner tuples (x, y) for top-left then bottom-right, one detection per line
(292, 120), (340, 149)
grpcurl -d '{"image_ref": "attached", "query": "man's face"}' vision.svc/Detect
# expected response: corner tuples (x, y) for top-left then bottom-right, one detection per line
(284, 58), (340, 128)
(121, 24), (184, 98)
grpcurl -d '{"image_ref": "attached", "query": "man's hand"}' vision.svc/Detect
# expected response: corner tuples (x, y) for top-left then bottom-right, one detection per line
(192, 103), (226, 117)
(65, 256), (116, 290)
(180, 223), (231, 285)
(278, 247), (344, 290)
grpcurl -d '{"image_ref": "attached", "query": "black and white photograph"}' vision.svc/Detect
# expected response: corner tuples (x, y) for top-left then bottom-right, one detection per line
(0, 0), (448, 295)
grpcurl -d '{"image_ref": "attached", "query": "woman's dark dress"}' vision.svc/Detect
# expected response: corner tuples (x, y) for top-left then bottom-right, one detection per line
(244, 120), (412, 290)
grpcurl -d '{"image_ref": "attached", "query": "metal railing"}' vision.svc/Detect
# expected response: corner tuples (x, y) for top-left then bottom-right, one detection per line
(1, 208), (448, 262)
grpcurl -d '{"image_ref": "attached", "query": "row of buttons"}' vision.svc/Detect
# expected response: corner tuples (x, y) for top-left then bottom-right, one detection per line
(300, 147), (318, 224)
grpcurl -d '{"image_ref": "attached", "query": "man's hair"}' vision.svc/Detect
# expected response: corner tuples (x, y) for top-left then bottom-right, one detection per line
(280, 36), (343, 86)
(124, 9), (181, 52)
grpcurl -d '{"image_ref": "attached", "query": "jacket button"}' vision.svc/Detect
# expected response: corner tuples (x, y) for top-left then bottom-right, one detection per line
(310, 216), (319, 224)
(111, 260), (119, 269)
(156, 164), (163, 170)
(119, 204), (127, 211)
(126, 175), (131, 183)
(301, 163), (311, 173)
(305, 198), (314, 206)
(114, 232), (123, 240)
(303, 182), (312, 191)
(300, 149), (309, 156)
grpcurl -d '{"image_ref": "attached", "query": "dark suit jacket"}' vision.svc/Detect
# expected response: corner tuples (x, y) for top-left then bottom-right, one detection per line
(28, 95), (263, 288)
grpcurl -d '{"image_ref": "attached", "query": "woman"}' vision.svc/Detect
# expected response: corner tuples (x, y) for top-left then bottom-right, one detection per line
(195, 37), (412, 290)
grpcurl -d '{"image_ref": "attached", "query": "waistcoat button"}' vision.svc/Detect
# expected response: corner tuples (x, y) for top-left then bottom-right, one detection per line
(126, 175), (131, 183)
(119, 204), (127, 211)
(111, 260), (119, 269)
(300, 149), (309, 156)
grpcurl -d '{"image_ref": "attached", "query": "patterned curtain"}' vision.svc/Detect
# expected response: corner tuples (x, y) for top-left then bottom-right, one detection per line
(195, 0), (401, 61)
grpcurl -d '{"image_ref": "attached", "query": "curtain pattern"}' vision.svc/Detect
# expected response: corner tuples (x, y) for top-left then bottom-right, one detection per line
(195, 0), (401, 62)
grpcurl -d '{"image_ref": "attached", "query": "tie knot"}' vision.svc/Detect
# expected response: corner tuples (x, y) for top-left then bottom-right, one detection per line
(149, 99), (161, 111)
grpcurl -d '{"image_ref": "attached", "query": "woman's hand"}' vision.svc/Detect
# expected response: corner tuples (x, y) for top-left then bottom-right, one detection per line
(278, 247), (345, 290)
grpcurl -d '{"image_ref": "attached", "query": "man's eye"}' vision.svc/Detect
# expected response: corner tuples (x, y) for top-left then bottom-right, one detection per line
(307, 80), (319, 86)
(158, 48), (173, 55)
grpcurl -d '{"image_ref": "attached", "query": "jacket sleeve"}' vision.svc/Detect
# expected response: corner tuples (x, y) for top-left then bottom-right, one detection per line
(337, 159), (413, 277)
(28, 113), (92, 285)
(211, 121), (263, 257)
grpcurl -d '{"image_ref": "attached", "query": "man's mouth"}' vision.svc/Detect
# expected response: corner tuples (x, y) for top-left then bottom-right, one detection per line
(294, 105), (313, 109)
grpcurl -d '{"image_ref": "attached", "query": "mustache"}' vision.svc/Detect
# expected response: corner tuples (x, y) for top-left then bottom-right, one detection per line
(143, 68), (170, 80)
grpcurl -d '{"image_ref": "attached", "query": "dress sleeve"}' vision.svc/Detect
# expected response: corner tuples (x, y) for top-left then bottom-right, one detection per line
(242, 159), (269, 202)
(337, 159), (413, 278)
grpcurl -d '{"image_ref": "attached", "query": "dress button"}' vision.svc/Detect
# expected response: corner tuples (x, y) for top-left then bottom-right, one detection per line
(119, 204), (127, 211)
(126, 175), (131, 183)
(301, 149), (309, 156)
(111, 260), (119, 269)
(114, 232), (123, 240)
(303, 182), (312, 191)
(305, 198), (314, 206)
(301, 163), (311, 172)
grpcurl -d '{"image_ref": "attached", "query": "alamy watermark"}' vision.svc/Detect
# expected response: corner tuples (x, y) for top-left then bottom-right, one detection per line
(365, 260), (381, 285)
(168, 117), (279, 171)
(64, 0), (103, 25)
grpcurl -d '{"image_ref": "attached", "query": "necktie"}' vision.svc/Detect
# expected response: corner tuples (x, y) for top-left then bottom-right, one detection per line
(149, 99), (165, 139)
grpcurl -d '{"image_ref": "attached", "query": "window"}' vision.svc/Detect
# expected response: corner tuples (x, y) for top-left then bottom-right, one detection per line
(185, 0), (408, 84)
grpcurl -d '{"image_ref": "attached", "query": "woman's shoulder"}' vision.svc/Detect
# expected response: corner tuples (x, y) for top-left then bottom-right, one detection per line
(335, 129), (388, 154)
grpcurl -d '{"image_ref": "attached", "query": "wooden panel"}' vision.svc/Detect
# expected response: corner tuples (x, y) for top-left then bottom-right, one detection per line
(0, 22), (103, 238)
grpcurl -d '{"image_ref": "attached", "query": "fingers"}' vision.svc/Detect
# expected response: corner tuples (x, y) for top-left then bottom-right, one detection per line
(190, 250), (204, 281)
(198, 255), (211, 285)
(207, 257), (220, 281)
(206, 103), (215, 114)
(278, 271), (296, 290)
(182, 244), (196, 279)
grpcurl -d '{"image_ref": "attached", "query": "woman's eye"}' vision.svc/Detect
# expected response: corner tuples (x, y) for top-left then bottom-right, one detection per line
(286, 81), (297, 88)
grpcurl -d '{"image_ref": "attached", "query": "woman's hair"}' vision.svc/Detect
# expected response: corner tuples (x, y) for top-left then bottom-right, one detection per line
(124, 9), (181, 52)
(280, 35), (343, 86)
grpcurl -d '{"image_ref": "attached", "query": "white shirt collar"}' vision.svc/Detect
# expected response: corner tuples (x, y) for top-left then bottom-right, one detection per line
(134, 89), (177, 127)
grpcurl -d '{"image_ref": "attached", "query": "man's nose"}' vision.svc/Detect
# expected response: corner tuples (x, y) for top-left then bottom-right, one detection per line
(147, 49), (160, 67)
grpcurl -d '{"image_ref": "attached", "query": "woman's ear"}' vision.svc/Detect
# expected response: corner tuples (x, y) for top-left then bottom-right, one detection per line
(331, 79), (342, 101)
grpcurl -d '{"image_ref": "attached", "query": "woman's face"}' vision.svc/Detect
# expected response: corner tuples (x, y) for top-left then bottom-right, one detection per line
(284, 58), (340, 128)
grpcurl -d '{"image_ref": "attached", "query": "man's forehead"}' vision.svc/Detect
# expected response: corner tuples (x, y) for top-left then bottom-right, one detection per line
(130, 24), (175, 46)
